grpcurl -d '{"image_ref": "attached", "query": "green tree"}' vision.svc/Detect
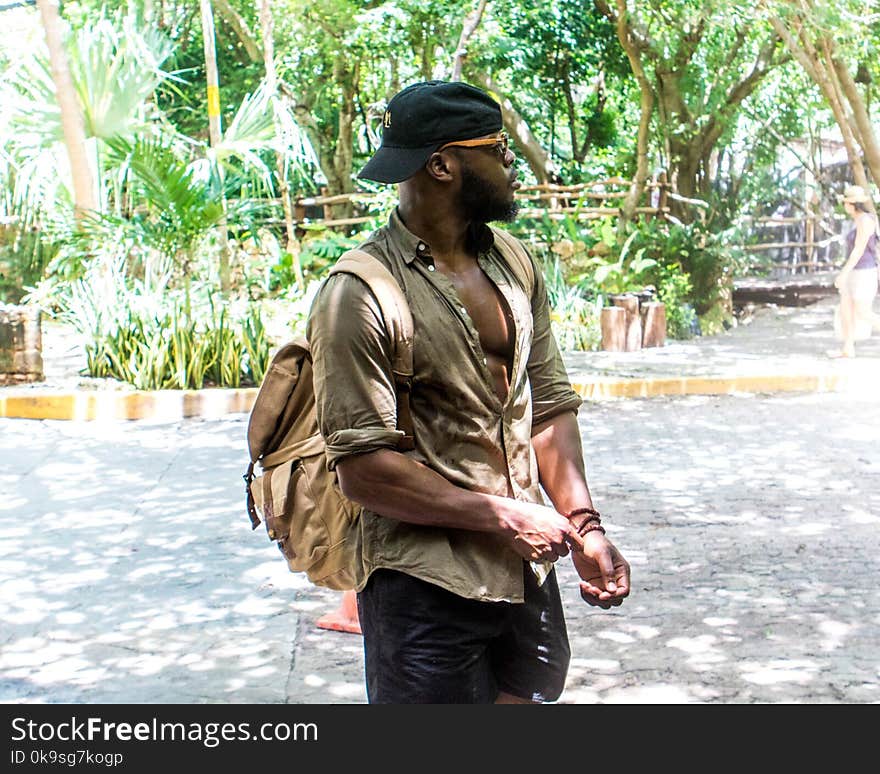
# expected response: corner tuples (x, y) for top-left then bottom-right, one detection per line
(595, 0), (788, 222)
(766, 0), (880, 202)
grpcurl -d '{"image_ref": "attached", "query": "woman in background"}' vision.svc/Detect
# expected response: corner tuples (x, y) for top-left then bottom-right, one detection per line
(830, 184), (880, 358)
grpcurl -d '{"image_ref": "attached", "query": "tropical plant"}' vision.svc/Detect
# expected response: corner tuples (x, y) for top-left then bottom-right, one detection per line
(62, 254), (270, 390)
(654, 265), (698, 340)
(540, 253), (602, 351)
(590, 230), (658, 296)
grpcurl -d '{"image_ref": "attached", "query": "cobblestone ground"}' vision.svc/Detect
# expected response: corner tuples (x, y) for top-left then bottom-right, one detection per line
(558, 391), (880, 704)
(1, 390), (878, 704)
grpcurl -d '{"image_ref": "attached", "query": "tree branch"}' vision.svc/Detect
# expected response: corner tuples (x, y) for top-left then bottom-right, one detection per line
(213, 0), (262, 63)
(451, 0), (487, 81)
(469, 71), (559, 183)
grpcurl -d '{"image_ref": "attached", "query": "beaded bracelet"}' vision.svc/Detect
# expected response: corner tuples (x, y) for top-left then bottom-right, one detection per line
(578, 521), (606, 537)
(565, 506), (605, 537)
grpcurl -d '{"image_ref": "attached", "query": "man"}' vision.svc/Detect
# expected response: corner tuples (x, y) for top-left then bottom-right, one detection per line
(306, 80), (630, 704)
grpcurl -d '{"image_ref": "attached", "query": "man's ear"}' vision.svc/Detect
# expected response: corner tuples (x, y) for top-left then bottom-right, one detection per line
(424, 151), (455, 183)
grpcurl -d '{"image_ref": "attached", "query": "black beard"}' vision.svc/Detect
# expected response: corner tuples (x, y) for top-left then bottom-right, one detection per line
(458, 164), (519, 224)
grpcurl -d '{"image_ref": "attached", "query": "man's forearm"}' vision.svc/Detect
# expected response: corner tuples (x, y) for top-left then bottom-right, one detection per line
(531, 410), (593, 515)
(336, 448), (510, 533)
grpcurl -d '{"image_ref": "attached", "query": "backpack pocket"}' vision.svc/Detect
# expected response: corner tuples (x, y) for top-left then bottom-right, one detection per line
(249, 450), (363, 590)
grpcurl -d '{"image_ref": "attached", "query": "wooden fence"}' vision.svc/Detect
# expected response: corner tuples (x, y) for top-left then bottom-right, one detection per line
(735, 213), (845, 274)
(276, 180), (845, 276)
(280, 178), (672, 230)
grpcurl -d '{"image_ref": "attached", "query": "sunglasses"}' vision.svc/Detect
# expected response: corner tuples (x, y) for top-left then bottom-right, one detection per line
(438, 132), (510, 157)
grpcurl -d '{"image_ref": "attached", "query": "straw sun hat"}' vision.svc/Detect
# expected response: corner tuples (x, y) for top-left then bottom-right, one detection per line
(839, 184), (872, 204)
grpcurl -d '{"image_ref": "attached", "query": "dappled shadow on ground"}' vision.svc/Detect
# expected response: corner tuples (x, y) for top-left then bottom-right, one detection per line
(557, 392), (880, 703)
(0, 417), (365, 704)
(2, 390), (878, 704)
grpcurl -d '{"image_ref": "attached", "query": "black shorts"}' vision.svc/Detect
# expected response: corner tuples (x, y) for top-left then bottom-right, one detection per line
(356, 564), (570, 704)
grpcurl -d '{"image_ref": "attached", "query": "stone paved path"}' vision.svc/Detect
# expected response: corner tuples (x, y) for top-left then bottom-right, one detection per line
(2, 388), (878, 704)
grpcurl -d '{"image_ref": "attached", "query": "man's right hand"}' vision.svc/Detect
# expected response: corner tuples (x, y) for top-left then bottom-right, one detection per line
(499, 501), (576, 563)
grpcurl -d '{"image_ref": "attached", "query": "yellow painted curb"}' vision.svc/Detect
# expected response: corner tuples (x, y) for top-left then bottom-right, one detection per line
(0, 371), (862, 421)
(0, 388), (259, 421)
(571, 373), (846, 400)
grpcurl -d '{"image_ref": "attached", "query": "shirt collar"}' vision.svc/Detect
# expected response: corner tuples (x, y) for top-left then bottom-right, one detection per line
(387, 207), (497, 265)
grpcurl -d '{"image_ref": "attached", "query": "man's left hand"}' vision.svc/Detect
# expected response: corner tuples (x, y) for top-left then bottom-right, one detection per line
(568, 532), (631, 609)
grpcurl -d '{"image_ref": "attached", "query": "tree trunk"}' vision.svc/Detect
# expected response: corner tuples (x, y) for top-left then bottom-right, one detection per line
(200, 0), (223, 147)
(200, 0), (230, 292)
(769, 15), (871, 194)
(832, 53), (880, 192)
(330, 56), (357, 208)
(215, 0), (262, 63)
(451, 0), (487, 81)
(294, 57), (357, 208)
(259, 0), (303, 289)
(470, 72), (559, 184)
(36, 0), (97, 219)
(608, 0), (653, 226)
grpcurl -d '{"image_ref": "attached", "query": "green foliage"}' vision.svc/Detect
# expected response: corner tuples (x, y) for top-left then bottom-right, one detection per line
(475, 0), (631, 181)
(63, 256), (269, 390)
(590, 230), (658, 296)
(269, 227), (363, 291)
(539, 253), (602, 352)
(620, 217), (742, 332)
(98, 137), (228, 261)
(0, 222), (58, 304)
(654, 265), (698, 340)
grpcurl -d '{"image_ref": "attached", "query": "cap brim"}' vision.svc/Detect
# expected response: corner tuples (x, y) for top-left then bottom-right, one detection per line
(357, 142), (439, 184)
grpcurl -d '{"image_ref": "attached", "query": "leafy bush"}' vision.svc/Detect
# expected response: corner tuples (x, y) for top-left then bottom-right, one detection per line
(62, 256), (269, 390)
(620, 218), (741, 332)
(270, 226), (364, 291)
(589, 229), (658, 296)
(0, 223), (57, 304)
(540, 253), (602, 351)
(655, 265), (698, 340)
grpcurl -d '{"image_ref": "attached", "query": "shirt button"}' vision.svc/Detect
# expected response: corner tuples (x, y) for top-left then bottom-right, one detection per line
(417, 242), (426, 251)
(428, 265), (435, 272)
(460, 306), (467, 315)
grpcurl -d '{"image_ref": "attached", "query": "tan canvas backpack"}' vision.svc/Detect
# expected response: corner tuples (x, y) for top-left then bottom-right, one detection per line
(244, 250), (414, 590)
(243, 228), (534, 591)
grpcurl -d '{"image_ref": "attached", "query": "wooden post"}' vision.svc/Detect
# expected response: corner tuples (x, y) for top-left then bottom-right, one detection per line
(805, 189), (819, 273)
(612, 294), (642, 352)
(600, 306), (626, 351)
(656, 171), (668, 215)
(641, 302), (666, 348)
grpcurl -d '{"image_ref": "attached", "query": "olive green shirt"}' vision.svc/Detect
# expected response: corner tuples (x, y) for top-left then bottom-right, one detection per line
(306, 209), (582, 602)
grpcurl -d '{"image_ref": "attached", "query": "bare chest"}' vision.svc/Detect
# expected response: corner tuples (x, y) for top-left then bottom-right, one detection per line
(438, 262), (515, 399)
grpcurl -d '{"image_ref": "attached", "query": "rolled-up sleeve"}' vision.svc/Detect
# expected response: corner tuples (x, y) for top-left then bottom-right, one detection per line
(526, 258), (583, 427)
(306, 273), (406, 469)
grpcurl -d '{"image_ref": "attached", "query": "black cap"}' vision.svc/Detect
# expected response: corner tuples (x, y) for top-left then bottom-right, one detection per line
(357, 80), (503, 184)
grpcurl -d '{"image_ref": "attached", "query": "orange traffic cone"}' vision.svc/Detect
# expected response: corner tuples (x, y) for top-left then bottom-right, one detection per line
(315, 589), (362, 634)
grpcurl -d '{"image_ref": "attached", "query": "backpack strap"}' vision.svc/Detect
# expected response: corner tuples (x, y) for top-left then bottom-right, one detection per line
(490, 226), (536, 298)
(328, 250), (415, 451)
